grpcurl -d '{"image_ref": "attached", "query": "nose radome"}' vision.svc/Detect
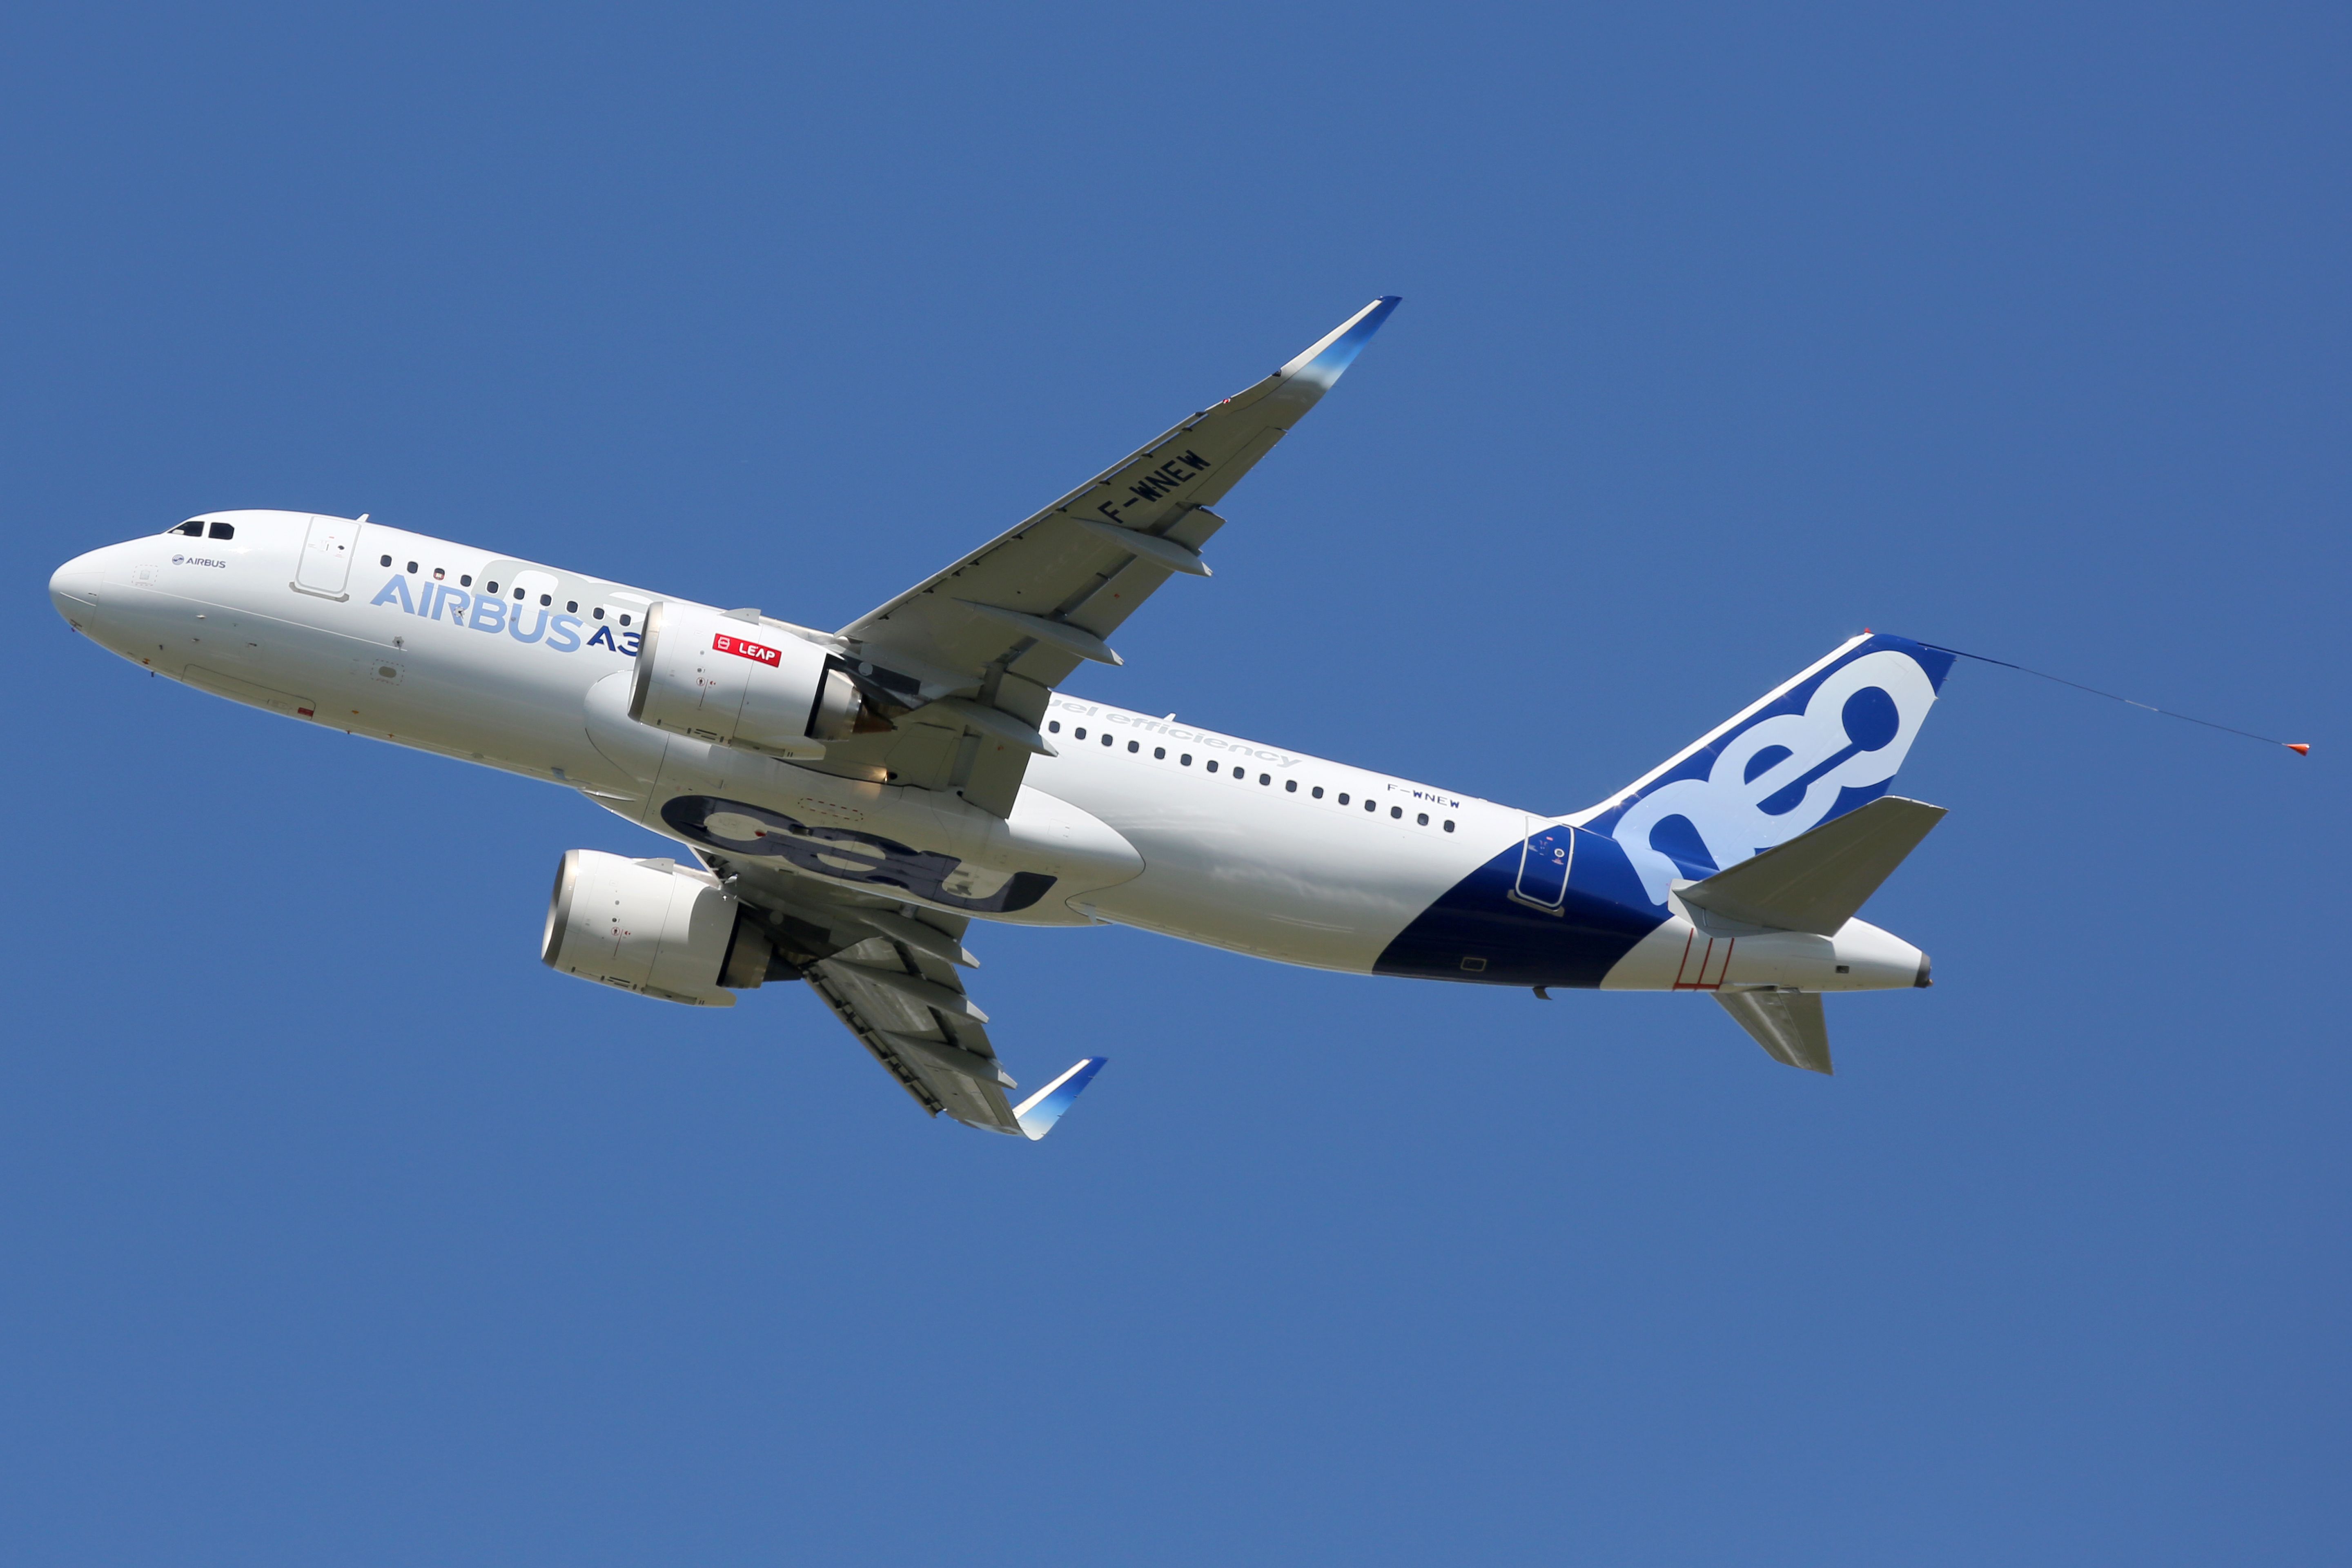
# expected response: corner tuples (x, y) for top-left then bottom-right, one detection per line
(49, 549), (105, 624)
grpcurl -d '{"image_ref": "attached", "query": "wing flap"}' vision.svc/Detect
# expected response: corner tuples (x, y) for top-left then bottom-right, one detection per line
(713, 859), (1087, 1136)
(807, 946), (1023, 1134)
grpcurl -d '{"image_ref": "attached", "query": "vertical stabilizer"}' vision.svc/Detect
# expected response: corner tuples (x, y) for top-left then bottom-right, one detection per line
(1581, 633), (1955, 908)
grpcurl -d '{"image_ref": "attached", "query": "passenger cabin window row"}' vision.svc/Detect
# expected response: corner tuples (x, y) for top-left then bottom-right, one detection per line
(1042, 717), (1455, 832)
(372, 554), (621, 621)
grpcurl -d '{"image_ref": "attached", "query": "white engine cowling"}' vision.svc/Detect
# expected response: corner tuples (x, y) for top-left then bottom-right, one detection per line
(627, 601), (873, 757)
(540, 849), (775, 1006)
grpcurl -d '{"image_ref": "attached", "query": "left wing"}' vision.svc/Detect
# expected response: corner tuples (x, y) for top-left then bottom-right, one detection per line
(816, 296), (1400, 816)
(708, 852), (1103, 1137)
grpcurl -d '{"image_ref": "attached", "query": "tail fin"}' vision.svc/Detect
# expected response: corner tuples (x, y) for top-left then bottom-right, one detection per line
(1580, 633), (1955, 907)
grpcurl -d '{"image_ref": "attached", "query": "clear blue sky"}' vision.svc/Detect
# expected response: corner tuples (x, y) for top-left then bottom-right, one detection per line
(4, 4), (2344, 1562)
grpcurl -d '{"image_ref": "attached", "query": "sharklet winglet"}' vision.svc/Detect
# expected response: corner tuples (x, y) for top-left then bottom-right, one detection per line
(1013, 1056), (1107, 1141)
(1275, 296), (1402, 395)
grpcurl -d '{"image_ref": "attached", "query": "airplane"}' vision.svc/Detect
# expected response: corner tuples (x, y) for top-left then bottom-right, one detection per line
(48, 297), (1954, 1141)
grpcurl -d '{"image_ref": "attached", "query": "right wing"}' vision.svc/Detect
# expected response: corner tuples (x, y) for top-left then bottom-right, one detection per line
(708, 852), (1104, 1137)
(811, 296), (1401, 816)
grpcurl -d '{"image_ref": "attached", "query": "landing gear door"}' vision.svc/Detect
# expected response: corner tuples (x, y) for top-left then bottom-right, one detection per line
(1511, 818), (1572, 912)
(294, 514), (358, 599)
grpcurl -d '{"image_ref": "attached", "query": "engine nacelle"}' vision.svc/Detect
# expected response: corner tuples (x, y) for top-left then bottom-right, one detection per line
(541, 849), (778, 1006)
(628, 601), (882, 758)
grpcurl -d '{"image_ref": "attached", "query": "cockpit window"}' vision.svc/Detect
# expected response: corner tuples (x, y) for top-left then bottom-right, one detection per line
(207, 522), (234, 540)
(170, 520), (204, 537)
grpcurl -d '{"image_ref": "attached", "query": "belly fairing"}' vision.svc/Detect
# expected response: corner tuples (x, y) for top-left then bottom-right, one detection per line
(1373, 824), (1668, 988)
(584, 670), (1140, 920)
(657, 793), (1060, 913)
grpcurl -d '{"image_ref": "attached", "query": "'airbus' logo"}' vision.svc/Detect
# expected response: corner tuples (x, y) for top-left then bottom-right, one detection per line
(366, 573), (639, 655)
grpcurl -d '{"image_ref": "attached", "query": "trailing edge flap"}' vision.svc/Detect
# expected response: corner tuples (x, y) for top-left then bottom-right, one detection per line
(1717, 990), (1833, 1075)
(1679, 796), (1947, 937)
(771, 882), (1101, 1139)
(804, 933), (1026, 1135)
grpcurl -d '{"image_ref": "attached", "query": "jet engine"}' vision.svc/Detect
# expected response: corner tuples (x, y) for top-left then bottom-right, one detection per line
(541, 849), (781, 1005)
(628, 601), (890, 758)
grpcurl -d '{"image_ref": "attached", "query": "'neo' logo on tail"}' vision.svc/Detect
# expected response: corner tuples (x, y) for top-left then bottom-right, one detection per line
(1584, 635), (1955, 906)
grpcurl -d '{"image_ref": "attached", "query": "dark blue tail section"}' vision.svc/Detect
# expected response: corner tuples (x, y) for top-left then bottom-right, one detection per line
(1372, 633), (1954, 989)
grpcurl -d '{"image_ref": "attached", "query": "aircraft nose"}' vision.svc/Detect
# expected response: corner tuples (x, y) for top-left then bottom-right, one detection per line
(49, 548), (105, 626)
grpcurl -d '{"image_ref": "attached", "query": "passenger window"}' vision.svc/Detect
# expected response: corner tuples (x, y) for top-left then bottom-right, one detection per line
(1443, 820), (1455, 833)
(593, 608), (605, 620)
(1075, 728), (1087, 741)
(1285, 780), (1297, 793)
(566, 600), (578, 612)
(1181, 754), (1193, 766)
(1313, 786), (1324, 799)
(512, 588), (525, 601)
(208, 522), (234, 540)
(1417, 813), (1429, 826)
(1100, 733), (1112, 747)
(486, 581), (499, 594)
(380, 555), (393, 568)
(435, 569), (447, 581)
(1154, 746), (1165, 759)
(1206, 760), (1218, 773)
(1047, 720), (1060, 733)
(1259, 773), (1270, 785)
(1366, 800), (1377, 813)
(619, 614), (631, 626)
(458, 574), (470, 586)
(1338, 792), (1350, 805)
(1390, 806), (1402, 818)
(539, 593), (551, 606)
(1127, 740), (1139, 753)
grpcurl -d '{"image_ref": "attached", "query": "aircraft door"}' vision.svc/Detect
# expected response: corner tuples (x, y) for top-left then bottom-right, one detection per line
(1512, 819), (1572, 911)
(294, 514), (358, 597)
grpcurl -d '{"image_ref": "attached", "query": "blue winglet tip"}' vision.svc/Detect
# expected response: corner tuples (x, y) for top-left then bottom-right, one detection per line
(1281, 295), (1403, 389)
(1014, 1056), (1107, 1141)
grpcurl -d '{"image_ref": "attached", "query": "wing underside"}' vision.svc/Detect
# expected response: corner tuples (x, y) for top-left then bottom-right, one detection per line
(815, 297), (1400, 817)
(704, 852), (1095, 1136)
(805, 940), (1023, 1134)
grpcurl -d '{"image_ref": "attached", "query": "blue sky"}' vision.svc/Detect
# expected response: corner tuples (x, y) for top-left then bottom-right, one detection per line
(4, 4), (2344, 1562)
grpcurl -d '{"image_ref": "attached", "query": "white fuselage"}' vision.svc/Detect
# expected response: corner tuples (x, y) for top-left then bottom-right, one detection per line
(49, 511), (1925, 993)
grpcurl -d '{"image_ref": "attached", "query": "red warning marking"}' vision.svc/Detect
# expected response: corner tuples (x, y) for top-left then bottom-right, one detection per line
(1673, 934), (1735, 991)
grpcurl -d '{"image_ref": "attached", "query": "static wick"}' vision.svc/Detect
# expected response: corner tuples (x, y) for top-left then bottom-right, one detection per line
(1912, 639), (2310, 756)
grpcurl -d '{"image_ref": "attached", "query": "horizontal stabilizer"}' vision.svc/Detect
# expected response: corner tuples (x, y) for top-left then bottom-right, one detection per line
(1013, 1057), (1106, 1141)
(1680, 796), (1947, 936)
(1716, 990), (1833, 1074)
